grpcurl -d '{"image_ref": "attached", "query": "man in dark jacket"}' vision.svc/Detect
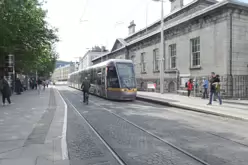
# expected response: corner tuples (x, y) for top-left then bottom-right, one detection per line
(15, 78), (22, 95)
(81, 77), (91, 103)
(0, 76), (11, 105)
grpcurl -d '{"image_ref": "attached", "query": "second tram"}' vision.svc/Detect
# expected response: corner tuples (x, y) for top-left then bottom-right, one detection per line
(68, 59), (137, 101)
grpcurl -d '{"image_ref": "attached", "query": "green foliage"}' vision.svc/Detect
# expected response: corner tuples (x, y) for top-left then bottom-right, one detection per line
(0, 0), (59, 77)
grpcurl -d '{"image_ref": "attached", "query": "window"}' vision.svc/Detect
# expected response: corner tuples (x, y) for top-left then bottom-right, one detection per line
(141, 52), (146, 72)
(153, 49), (159, 71)
(107, 66), (119, 88)
(169, 44), (176, 69)
(191, 37), (200, 67)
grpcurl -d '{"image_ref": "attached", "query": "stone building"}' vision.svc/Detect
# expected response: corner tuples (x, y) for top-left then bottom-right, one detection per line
(79, 51), (107, 70)
(52, 63), (76, 82)
(92, 0), (248, 99)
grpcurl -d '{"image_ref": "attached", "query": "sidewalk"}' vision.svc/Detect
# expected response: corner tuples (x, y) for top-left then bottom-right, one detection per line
(0, 87), (69, 165)
(137, 91), (248, 121)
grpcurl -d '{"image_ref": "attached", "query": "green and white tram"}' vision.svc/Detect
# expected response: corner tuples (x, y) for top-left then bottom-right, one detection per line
(68, 59), (137, 101)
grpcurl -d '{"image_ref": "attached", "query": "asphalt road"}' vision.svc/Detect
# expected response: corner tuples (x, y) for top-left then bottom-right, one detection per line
(57, 86), (248, 165)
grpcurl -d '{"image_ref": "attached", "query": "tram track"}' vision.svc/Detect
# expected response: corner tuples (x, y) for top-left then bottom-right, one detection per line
(60, 86), (248, 165)
(62, 88), (209, 165)
(71, 88), (248, 150)
(63, 95), (126, 165)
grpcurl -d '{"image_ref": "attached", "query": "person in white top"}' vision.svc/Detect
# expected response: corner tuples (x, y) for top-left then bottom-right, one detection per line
(45, 80), (49, 88)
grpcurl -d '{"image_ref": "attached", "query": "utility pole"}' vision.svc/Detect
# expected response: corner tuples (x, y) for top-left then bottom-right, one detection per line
(159, 0), (165, 94)
(152, 0), (165, 94)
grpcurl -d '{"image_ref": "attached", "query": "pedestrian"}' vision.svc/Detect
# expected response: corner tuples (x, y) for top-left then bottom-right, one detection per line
(207, 72), (222, 105)
(81, 77), (91, 103)
(34, 79), (37, 90)
(0, 76), (12, 106)
(15, 78), (22, 95)
(43, 80), (46, 90)
(37, 78), (42, 94)
(187, 79), (193, 97)
(202, 77), (209, 99)
(46, 80), (49, 88)
(215, 74), (222, 102)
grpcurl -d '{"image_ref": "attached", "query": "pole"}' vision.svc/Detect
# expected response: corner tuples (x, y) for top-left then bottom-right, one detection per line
(13, 55), (15, 93)
(160, 0), (164, 94)
(194, 76), (196, 97)
(175, 69), (178, 91)
(36, 70), (38, 81)
(146, 2), (148, 32)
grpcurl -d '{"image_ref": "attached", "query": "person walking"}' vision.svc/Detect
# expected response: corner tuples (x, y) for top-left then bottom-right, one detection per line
(0, 76), (12, 106)
(46, 80), (49, 88)
(81, 77), (91, 103)
(42, 80), (46, 90)
(215, 74), (222, 103)
(15, 78), (22, 95)
(202, 77), (209, 99)
(37, 78), (42, 94)
(187, 79), (193, 97)
(207, 72), (222, 105)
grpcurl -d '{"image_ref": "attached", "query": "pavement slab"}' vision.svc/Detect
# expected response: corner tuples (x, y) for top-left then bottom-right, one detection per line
(0, 87), (69, 165)
(137, 92), (248, 120)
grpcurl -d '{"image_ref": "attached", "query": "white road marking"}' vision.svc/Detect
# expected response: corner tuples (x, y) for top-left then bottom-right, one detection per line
(55, 87), (68, 160)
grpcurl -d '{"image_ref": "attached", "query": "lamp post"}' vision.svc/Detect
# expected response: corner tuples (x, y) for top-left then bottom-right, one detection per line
(153, 0), (165, 94)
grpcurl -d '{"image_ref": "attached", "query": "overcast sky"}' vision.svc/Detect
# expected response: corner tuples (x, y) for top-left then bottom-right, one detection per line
(42, 0), (245, 61)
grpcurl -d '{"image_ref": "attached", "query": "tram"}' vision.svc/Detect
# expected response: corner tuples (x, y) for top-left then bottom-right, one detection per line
(68, 59), (137, 101)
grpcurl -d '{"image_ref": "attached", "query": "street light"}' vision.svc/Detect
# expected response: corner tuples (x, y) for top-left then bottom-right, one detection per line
(153, 0), (165, 94)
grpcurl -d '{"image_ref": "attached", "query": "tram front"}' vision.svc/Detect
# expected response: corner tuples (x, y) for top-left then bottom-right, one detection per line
(105, 61), (137, 100)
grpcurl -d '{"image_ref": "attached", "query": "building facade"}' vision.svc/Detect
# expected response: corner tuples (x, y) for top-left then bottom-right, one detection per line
(79, 51), (108, 70)
(52, 63), (75, 82)
(92, 0), (248, 99)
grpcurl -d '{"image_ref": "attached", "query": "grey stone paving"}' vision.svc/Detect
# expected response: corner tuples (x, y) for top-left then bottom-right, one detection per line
(90, 96), (248, 165)
(59, 87), (204, 165)
(0, 88), (69, 165)
(61, 89), (120, 165)
(24, 89), (56, 146)
(63, 86), (248, 165)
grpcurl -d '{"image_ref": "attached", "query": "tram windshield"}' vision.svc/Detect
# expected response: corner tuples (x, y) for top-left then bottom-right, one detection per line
(116, 63), (136, 89)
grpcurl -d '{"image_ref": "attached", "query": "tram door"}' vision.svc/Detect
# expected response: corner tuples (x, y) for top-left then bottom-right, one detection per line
(106, 65), (120, 98)
(101, 67), (107, 98)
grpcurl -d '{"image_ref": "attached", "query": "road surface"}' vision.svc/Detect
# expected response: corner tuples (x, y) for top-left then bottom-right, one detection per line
(57, 86), (248, 165)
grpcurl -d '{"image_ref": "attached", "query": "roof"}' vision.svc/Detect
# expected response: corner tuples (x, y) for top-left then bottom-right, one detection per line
(117, 38), (128, 46)
(93, 39), (128, 62)
(127, 0), (248, 46)
(92, 0), (248, 62)
(124, 0), (218, 41)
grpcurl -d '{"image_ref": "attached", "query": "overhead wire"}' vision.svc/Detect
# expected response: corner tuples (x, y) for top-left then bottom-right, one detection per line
(79, 0), (89, 22)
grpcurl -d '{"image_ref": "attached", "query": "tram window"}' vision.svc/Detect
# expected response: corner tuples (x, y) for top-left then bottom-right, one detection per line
(107, 66), (119, 88)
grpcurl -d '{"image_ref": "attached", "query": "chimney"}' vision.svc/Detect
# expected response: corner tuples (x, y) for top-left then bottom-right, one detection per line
(128, 20), (136, 35)
(170, 0), (183, 12)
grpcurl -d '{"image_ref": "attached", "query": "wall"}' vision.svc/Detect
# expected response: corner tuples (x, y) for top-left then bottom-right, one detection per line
(130, 9), (229, 93)
(232, 11), (248, 75)
(230, 9), (248, 98)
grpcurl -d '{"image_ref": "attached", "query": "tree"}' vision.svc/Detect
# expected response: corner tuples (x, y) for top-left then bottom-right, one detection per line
(0, 0), (59, 77)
